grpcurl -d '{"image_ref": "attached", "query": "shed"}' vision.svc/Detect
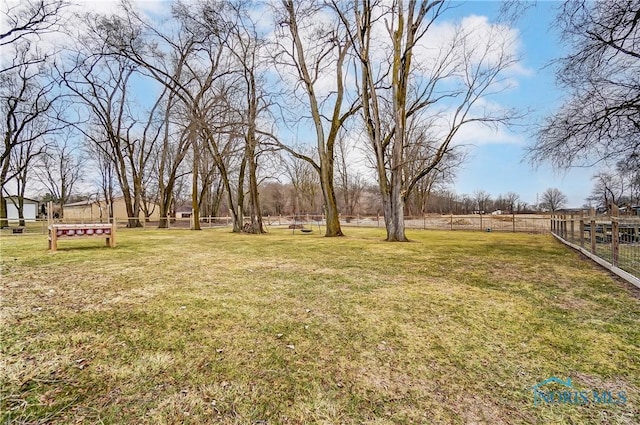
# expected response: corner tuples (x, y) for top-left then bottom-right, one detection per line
(63, 196), (160, 221)
(5, 196), (39, 222)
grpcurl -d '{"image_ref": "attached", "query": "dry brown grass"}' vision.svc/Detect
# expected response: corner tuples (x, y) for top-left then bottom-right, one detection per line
(1, 227), (639, 424)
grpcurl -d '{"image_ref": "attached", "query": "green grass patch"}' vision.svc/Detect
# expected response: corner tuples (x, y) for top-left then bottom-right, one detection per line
(1, 228), (639, 424)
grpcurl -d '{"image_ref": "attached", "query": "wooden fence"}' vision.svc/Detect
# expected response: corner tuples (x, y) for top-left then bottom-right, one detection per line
(551, 206), (640, 286)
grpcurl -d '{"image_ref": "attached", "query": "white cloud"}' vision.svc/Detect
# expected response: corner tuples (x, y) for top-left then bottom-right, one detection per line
(451, 122), (524, 146)
(74, 0), (170, 18)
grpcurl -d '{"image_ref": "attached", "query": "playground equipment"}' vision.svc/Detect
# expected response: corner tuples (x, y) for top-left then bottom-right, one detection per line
(290, 213), (323, 235)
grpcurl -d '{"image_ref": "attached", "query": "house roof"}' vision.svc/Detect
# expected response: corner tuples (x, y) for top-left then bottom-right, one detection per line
(64, 196), (159, 208)
(63, 199), (97, 207)
(5, 196), (39, 204)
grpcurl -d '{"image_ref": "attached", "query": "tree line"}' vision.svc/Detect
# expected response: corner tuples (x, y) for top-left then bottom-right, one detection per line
(2, 0), (638, 239)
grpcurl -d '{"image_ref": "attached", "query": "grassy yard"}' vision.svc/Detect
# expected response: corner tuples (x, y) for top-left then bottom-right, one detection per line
(1, 227), (639, 424)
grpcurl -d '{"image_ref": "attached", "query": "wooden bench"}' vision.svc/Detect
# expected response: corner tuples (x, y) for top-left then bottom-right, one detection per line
(12, 227), (24, 234)
(48, 223), (116, 251)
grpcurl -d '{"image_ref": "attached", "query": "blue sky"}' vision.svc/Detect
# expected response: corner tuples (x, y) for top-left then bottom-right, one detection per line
(13, 0), (601, 207)
(449, 1), (598, 207)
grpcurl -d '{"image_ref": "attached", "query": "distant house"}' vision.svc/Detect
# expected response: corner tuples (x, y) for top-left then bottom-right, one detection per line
(616, 205), (640, 216)
(555, 208), (582, 215)
(175, 208), (192, 219)
(491, 210), (503, 215)
(4, 196), (39, 222)
(63, 196), (160, 222)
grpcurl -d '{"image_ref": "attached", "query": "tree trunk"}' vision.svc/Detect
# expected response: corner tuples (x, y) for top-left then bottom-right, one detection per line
(132, 176), (144, 228)
(320, 155), (343, 237)
(114, 155), (141, 228)
(191, 148), (201, 230)
(17, 198), (25, 227)
(386, 0), (409, 242)
(158, 177), (171, 228)
(246, 152), (264, 233)
(0, 195), (7, 228)
(382, 180), (408, 242)
(244, 74), (266, 234)
(158, 193), (171, 228)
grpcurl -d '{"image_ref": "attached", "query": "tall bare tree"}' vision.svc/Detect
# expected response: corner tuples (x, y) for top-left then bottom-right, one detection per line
(339, 0), (519, 241)
(222, 1), (275, 233)
(1, 0), (70, 226)
(61, 50), (162, 228)
(272, 0), (361, 236)
(93, 2), (252, 232)
(86, 138), (116, 221)
(1, 45), (65, 227)
(8, 133), (40, 226)
(155, 94), (191, 228)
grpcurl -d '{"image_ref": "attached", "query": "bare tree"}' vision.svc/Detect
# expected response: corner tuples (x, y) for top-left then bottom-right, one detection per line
(1, 0), (69, 226)
(282, 152), (321, 214)
(86, 139), (116, 221)
(8, 134), (40, 226)
(61, 49), (162, 228)
(155, 95), (191, 228)
(271, 0), (361, 237)
(460, 193), (474, 214)
(339, 0), (520, 241)
(540, 187), (567, 212)
(1, 44), (65, 227)
(33, 133), (83, 218)
(335, 133), (365, 218)
(92, 2), (251, 232)
(403, 121), (463, 216)
(473, 190), (492, 213)
(587, 172), (625, 210)
(222, 1), (276, 233)
(504, 191), (520, 213)
(529, 0), (640, 168)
